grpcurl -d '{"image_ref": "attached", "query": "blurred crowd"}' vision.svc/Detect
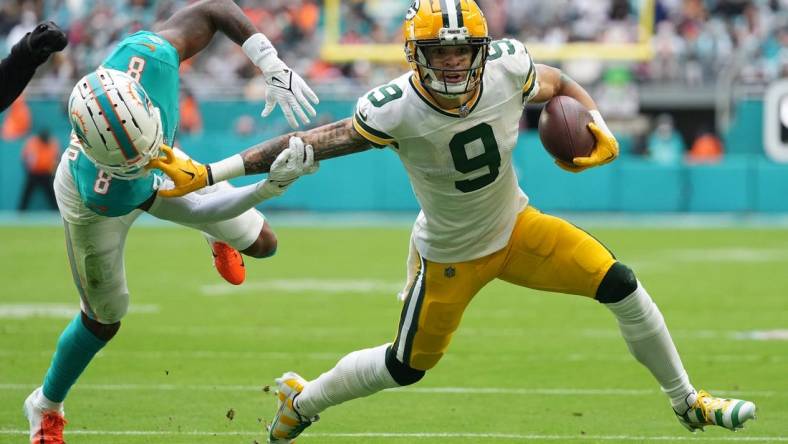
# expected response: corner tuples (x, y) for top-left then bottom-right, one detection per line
(341, 0), (788, 85)
(1, 0), (787, 98)
(2, 0), (787, 168)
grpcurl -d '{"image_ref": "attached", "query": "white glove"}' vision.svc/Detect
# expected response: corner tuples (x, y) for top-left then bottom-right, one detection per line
(262, 62), (319, 129)
(243, 33), (319, 129)
(261, 137), (319, 196)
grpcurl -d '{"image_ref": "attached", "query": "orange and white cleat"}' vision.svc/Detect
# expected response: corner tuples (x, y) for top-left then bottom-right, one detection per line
(211, 241), (246, 285)
(24, 387), (67, 444)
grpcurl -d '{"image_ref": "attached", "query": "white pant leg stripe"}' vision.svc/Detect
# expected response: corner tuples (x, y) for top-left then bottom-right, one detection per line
(396, 255), (426, 363)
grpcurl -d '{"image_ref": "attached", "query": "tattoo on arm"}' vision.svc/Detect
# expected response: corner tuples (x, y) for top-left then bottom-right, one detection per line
(241, 118), (372, 174)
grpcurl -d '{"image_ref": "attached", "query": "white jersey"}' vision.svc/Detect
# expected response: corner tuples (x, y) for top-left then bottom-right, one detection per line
(352, 38), (540, 263)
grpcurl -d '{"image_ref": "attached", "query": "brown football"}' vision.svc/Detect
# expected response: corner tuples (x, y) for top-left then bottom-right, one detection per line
(538, 96), (596, 164)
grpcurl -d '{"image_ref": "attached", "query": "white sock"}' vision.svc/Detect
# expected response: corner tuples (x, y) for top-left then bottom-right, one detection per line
(35, 387), (64, 413)
(295, 344), (398, 417)
(605, 282), (695, 411)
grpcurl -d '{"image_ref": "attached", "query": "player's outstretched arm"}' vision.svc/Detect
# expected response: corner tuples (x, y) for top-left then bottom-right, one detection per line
(154, 0), (318, 128)
(530, 64), (619, 173)
(145, 138), (317, 220)
(239, 118), (372, 176)
(151, 118), (372, 198)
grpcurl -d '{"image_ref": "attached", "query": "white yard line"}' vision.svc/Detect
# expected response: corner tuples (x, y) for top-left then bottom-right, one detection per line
(0, 429), (784, 441)
(2, 349), (784, 364)
(666, 247), (788, 263)
(0, 383), (777, 397)
(0, 349), (344, 360)
(581, 329), (788, 342)
(0, 304), (159, 319)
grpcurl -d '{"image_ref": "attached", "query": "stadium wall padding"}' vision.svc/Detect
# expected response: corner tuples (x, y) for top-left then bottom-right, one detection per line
(1, 100), (786, 213)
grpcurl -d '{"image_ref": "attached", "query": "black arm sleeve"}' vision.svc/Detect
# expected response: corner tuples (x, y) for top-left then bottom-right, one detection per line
(0, 35), (40, 112)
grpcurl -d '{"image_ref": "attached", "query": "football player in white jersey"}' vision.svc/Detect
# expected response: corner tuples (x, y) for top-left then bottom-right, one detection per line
(161, 1), (757, 441)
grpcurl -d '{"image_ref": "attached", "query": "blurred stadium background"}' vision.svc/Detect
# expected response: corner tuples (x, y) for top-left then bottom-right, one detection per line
(1, 1), (788, 443)
(1, 0), (788, 213)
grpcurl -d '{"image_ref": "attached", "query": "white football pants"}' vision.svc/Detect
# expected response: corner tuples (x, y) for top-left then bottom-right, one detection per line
(53, 151), (265, 324)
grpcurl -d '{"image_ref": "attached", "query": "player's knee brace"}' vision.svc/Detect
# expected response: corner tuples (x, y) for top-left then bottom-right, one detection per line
(385, 345), (425, 386)
(81, 311), (120, 341)
(596, 262), (638, 304)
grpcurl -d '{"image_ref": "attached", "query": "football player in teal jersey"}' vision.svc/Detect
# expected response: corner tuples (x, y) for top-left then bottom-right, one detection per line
(23, 1), (319, 442)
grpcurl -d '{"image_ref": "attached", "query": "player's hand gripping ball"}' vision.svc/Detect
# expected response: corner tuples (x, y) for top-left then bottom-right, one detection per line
(538, 96), (596, 165)
(539, 96), (619, 173)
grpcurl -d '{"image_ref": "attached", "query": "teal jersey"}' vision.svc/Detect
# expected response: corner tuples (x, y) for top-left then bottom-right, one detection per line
(102, 31), (180, 144)
(69, 31), (180, 217)
(67, 142), (166, 217)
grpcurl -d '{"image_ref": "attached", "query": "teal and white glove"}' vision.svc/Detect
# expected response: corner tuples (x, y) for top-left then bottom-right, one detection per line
(243, 33), (319, 129)
(262, 137), (319, 196)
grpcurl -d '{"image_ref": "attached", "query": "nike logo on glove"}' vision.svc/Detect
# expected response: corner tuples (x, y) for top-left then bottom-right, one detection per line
(269, 71), (294, 91)
(271, 77), (288, 87)
(179, 168), (196, 180)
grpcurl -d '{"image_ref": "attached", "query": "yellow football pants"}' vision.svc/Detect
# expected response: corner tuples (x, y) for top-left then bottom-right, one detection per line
(392, 206), (617, 371)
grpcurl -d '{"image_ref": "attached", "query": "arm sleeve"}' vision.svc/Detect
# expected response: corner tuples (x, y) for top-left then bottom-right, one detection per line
(147, 180), (277, 223)
(0, 36), (40, 112)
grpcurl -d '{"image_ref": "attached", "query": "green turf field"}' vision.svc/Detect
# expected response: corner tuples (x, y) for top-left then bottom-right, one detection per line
(1, 225), (786, 443)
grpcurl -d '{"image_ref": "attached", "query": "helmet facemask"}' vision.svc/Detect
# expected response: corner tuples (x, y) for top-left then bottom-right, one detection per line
(403, 0), (491, 100)
(403, 0), (491, 108)
(410, 37), (489, 98)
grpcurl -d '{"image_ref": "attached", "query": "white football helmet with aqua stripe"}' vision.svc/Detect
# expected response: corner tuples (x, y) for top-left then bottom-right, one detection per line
(68, 68), (163, 180)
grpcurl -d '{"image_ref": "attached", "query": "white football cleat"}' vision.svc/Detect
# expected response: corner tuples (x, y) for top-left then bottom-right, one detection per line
(268, 372), (318, 443)
(23, 387), (67, 444)
(675, 390), (756, 432)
